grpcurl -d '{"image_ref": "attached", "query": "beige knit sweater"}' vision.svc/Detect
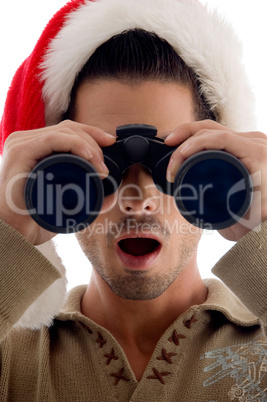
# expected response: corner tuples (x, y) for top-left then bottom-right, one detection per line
(0, 220), (267, 401)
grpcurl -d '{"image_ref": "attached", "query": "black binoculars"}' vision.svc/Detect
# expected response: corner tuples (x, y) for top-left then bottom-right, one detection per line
(25, 124), (253, 233)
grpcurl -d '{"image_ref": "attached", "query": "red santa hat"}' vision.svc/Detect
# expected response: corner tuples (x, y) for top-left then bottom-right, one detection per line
(0, 0), (256, 328)
(1, 0), (255, 154)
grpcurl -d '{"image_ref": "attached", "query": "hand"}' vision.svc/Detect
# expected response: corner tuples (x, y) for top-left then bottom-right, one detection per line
(165, 120), (267, 241)
(0, 120), (116, 244)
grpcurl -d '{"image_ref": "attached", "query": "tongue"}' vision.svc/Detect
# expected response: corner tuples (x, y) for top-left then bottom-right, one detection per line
(119, 238), (159, 256)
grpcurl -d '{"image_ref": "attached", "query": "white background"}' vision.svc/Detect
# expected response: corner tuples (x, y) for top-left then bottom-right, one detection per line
(0, 1), (266, 289)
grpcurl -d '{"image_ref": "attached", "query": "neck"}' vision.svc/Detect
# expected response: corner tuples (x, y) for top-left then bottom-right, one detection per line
(81, 256), (207, 355)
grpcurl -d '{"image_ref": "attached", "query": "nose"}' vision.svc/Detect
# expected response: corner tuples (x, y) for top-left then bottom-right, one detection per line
(118, 164), (161, 215)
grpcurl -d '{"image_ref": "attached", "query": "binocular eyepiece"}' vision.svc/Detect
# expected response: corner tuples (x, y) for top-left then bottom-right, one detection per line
(25, 124), (253, 233)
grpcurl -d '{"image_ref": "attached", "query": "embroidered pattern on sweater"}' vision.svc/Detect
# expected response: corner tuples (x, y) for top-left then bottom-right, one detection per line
(80, 324), (131, 387)
(80, 313), (198, 387)
(183, 314), (198, 329)
(96, 332), (107, 348)
(147, 313), (198, 384)
(168, 330), (186, 346)
(104, 348), (119, 365)
(201, 339), (267, 401)
(146, 368), (172, 384)
(110, 368), (130, 385)
(80, 322), (93, 334)
(157, 348), (177, 364)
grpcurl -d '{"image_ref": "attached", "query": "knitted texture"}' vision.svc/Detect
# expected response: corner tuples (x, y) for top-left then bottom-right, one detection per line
(1, 281), (266, 401)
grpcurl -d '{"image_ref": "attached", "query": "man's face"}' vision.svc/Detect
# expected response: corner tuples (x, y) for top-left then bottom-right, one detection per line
(75, 80), (202, 300)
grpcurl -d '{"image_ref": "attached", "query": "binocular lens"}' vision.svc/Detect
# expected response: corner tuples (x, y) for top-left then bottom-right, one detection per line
(24, 147), (253, 233)
(174, 151), (253, 229)
(25, 154), (104, 233)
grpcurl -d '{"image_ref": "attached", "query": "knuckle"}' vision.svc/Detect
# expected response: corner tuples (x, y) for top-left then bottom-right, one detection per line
(203, 119), (215, 125)
(3, 142), (23, 161)
(58, 119), (74, 128)
(41, 131), (56, 144)
(57, 119), (79, 134)
(219, 135), (230, 149)
(218, 130), (231, 143)
(4, 130), (21, 146)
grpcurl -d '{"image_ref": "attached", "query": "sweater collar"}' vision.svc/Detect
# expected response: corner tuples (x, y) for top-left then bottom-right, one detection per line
(58, 279), (259, 328)
(201, 278), (259, 327)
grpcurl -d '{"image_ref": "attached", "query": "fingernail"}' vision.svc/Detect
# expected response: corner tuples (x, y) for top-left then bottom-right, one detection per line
(101, 161), (110, 176)
(166, 157), (175, 183)
(85, 148), (93, 159)
(164, 132), (175, 143)
(104, 132), (116, 139)
(167, 173), (174, 183)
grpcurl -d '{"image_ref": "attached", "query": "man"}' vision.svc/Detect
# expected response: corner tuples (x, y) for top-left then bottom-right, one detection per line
(0, 0), (266, 400)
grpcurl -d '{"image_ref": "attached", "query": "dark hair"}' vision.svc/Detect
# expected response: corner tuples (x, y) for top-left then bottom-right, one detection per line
(63, 29), (215, 121)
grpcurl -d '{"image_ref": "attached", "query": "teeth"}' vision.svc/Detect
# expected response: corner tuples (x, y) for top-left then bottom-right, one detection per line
(118, 238), (160, 256)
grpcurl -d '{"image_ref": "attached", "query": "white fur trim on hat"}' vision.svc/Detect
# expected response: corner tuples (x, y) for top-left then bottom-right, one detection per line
(41, 0), (255, 131)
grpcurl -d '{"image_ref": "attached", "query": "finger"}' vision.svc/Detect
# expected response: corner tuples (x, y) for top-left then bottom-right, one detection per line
(5, 120), (116, 151)
(6, 131), (110, 178)
(230, 130), (267, 140)
(166, 148), (187, 183)
(192, 129), (267, 142)
(178, 131), (255, 160)
(164, 119), (230, 146)
(166, 131), (264, 182)
(61, 120), (116, 147)
(4, 121), (116, 177)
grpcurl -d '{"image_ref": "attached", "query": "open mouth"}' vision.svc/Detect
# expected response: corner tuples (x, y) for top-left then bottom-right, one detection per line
(118, 238), (161, 256)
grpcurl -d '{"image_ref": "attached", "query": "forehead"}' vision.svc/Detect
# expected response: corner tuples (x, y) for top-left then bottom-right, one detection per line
(74, 80), (195, 137)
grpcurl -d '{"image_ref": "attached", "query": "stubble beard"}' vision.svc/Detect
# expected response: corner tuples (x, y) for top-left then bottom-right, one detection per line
(77, 216), (201, 301)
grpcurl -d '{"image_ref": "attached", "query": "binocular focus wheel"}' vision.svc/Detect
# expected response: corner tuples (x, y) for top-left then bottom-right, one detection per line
(24, 154), (104, 233)
(173, 150), (253, 230)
